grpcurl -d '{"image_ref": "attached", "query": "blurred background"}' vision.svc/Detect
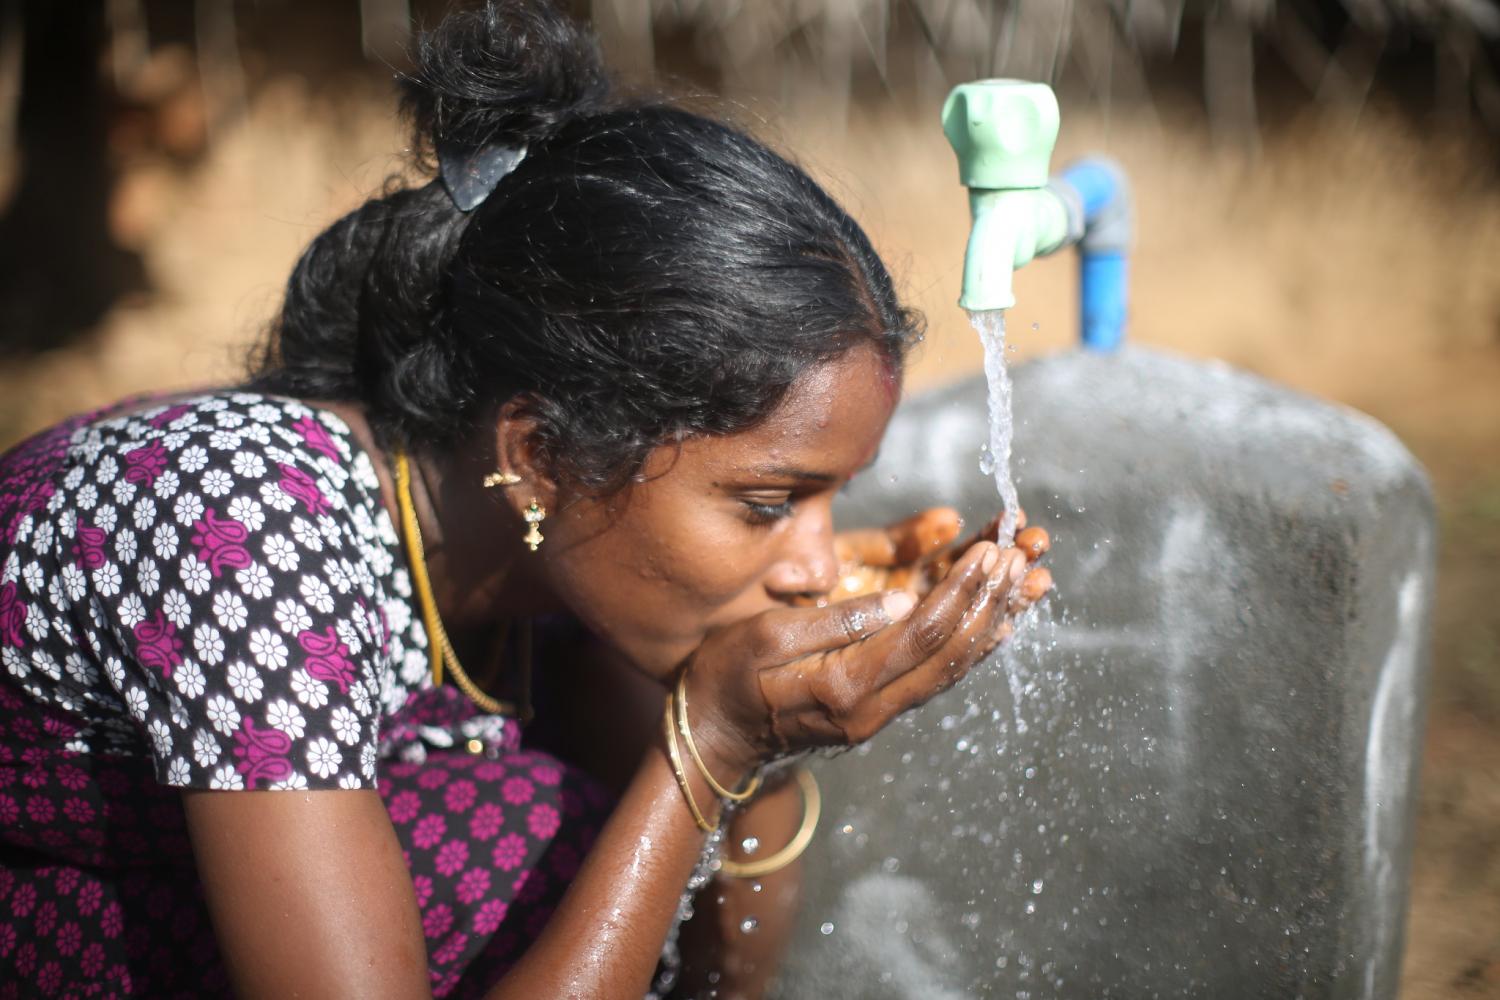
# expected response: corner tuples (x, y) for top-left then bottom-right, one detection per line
(0, 1), (1495, 994)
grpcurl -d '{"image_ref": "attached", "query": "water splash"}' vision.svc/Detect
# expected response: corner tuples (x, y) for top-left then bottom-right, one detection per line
(972, 310), (1019, 539)
(791, 602), (1116, 998)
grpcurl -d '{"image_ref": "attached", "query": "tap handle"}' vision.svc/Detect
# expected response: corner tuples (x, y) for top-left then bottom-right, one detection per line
(942, 80), (1060, 191)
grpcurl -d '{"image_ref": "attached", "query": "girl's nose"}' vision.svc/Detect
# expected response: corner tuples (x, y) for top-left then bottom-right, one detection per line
(763, 512), (838, 602)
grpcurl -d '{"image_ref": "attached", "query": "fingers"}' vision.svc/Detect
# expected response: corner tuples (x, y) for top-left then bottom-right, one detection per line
(833, 528), (896, 567)
(942, 512), (1038, 581)
(975, 619), (1015, 660)
(891, 508), (964, 563)
(809, 562), (891, 604)
(757, 537), (1053, 751)
(871, 547), (1022, 710)
(858, 542), (1000, 689)
(785, 544), (998, 742)
(835, 508), (963, 568)
(1009, 567), (1053, 614)
(977, 506), (1026, 540)
(921, 517), (1051, 626)
(749, 589), (918, 664)
(944, 547), (1025, 668)
(1014, 526), (1049, 562)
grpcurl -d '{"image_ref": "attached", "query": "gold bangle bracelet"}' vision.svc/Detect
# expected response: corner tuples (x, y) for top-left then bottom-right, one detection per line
(663, 691), (717, 833)
(675, 673), (762, 803)
(718, 768), (821, 879)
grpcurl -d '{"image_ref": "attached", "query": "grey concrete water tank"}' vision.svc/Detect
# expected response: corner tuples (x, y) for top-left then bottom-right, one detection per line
(770, 347), (1435, 1000)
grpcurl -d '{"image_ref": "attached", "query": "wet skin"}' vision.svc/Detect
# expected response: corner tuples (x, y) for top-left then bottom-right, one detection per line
(531, 342), (897, 680)
(184, 342), (1051, 1000)
(411, 341), (1045, 687)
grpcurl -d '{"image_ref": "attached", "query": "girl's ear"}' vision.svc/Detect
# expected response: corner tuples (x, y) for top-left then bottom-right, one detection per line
(489, 396), (558, 519)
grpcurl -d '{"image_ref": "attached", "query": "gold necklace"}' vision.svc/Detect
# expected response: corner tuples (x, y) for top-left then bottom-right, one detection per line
(394, 451), (532, 721)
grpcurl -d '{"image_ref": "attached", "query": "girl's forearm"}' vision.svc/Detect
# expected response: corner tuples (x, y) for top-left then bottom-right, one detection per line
(482, 728), (738, 999)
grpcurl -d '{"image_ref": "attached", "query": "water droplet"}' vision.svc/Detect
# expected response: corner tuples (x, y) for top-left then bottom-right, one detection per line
(819, 921), (835, 935)
(740, 836), (760, 855)
(740, 917), (759, 934)
(1031, 879), (1045, 895)
(1024, 901), (1037, 915)
(749, 881), (762, 894)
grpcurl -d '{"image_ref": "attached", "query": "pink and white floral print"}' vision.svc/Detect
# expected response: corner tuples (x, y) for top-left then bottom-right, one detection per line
(0, 393), (411, 791)
(0, 392), (613, 996)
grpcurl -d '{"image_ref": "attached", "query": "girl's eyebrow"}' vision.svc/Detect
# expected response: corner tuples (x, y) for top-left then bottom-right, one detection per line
(746, 465), (837, 484)
(746, 451), (881, 484)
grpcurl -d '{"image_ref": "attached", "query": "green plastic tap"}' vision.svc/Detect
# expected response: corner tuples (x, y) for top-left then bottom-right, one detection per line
(943, 80), (1073, 312)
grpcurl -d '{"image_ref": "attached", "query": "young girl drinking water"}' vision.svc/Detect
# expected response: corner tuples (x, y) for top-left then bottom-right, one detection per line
(0, 3), (1048, 995)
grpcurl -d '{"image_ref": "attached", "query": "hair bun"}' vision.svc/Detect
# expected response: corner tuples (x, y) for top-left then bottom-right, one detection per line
(403, 1), (610, 163)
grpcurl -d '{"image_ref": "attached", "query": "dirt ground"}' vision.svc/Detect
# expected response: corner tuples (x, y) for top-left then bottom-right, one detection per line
(0, 79), (1496, 996)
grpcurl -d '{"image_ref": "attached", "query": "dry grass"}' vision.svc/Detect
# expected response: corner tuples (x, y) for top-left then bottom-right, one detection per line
(589, 0), (1500, 130)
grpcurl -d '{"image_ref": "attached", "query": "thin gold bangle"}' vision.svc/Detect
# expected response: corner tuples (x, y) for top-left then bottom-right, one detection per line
(718, 768), (821, 879)
(663, 690), (717, 833)
(675, 673), (761, 803)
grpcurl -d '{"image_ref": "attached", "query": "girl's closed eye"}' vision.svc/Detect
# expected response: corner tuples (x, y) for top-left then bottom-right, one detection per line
(741, 496), (795, 525)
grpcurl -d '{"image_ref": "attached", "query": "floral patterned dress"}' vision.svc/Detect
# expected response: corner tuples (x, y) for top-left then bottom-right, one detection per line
(0, 392), (612, 997)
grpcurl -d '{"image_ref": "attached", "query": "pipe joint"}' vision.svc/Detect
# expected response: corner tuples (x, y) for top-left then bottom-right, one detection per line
(1055, 157), (1133, 350)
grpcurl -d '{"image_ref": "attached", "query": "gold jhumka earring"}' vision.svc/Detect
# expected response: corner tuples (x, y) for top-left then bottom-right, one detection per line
(522, 499), (545, 551)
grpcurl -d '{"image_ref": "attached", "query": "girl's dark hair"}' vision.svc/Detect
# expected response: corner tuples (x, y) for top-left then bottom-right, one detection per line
(252, 0), (921, 492)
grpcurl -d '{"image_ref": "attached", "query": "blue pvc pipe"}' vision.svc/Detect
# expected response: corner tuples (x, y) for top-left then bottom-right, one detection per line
(1059, 160), (1130, 352)
(1080, 252), (1128, 352)
(1060, 160), (1119, 217)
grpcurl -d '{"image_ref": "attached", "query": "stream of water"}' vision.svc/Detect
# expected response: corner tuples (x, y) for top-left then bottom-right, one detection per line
(972, 310), (1019, 540)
